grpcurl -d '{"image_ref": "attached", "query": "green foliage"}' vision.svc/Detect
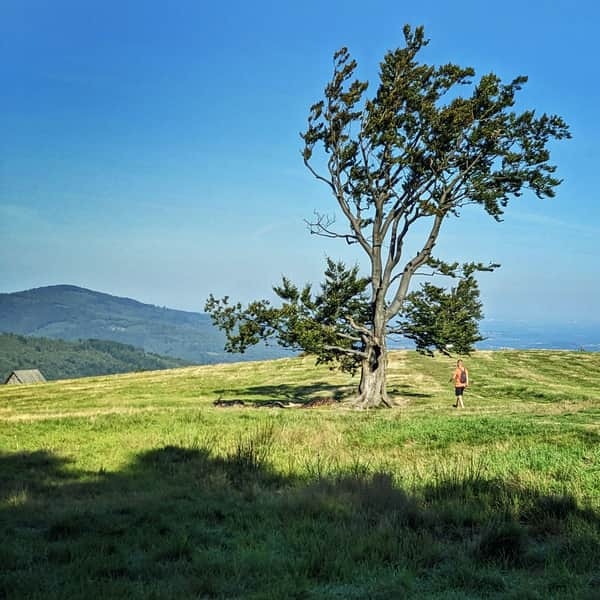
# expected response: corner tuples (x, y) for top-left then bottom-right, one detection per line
(207, 257), (489, 371)
(206, 258), (371, 374)
(398, 269), (485, 355)
(303, 25), (570, 223)
(0, 333), (189, 381)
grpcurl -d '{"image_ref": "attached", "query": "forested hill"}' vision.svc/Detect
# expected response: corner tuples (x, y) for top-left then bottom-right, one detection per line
(0, 333), (190, 381)
(0, 285), (288, 363)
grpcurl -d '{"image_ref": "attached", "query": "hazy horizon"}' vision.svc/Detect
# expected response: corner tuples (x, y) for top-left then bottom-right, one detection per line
(3, 284), (600, 347)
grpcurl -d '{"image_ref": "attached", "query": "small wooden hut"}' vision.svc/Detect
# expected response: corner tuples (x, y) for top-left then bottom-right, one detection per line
(4, 369), (47, 385)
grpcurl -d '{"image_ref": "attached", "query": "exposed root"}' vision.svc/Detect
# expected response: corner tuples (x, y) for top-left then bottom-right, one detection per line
(351, 393), (394, 409)
(302, 396), (340, 408)
(213, 399), (246, 407)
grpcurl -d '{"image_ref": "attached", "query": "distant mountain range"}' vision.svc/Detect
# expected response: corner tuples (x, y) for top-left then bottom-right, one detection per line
(0, 285), (289, 364)
(0, 333), (190, 382)
(1, 286), (598, 380)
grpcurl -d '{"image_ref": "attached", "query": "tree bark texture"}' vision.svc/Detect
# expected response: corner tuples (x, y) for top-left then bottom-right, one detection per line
(356, 336), (391, 408)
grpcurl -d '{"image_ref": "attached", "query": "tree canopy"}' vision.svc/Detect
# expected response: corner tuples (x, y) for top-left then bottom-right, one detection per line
(207, 25), (570, 407)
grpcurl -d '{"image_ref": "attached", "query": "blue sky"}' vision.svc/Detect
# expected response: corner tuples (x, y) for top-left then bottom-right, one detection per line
(1, 0), (599, 323)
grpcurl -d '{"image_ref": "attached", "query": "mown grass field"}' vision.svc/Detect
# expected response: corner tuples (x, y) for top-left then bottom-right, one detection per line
(1, 350), (599, 599)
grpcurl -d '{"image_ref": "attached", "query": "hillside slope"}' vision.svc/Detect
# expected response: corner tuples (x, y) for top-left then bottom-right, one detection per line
(0, 285), (289, 363)
(0, 333), (190, 381)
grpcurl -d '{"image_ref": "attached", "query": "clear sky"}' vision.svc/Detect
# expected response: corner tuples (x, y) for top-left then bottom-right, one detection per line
(1, 0), (599, 323)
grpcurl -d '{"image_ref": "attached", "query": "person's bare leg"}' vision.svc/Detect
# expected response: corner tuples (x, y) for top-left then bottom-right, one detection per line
(458, 393), (465, 408)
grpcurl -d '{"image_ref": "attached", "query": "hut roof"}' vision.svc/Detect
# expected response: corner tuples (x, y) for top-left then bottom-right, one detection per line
(4, 369), (47, 384)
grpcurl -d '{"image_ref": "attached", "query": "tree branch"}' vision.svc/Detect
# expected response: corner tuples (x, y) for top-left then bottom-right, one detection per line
(336, 331), (363, 342)
(386, 212), (445, 319)
(304, 212), (360, 244)
(347, 316), (372, 338)
(304, 159), (336, 193)
(323, 344), (368, 358)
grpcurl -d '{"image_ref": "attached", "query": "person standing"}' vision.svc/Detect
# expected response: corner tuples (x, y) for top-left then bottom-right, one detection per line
(452, 359), (469, 408)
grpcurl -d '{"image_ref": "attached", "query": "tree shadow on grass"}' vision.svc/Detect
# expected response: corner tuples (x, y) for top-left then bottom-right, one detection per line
(1, 443), (599, 599)
(387, 384), (433, 399)
(213, 382), (355, 405)
(214, 382), (433, 406)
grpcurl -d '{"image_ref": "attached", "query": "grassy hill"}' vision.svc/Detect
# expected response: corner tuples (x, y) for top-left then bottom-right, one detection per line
(0, 333), (190, 381)
(0, 350), (599, 599)
(0, 284), (289, 363)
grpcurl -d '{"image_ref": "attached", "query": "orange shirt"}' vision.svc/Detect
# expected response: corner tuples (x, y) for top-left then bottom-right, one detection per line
(453, 367), (468, 388)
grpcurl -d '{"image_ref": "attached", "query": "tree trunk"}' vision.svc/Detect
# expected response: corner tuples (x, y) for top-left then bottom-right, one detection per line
(355, 337), (391, 408)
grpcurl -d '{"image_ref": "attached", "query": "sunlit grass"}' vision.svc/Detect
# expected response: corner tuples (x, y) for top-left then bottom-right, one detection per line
(1, 350), (599, 598)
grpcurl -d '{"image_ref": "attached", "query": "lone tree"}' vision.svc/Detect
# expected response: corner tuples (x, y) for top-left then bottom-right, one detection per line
(206, 26), (569, 408)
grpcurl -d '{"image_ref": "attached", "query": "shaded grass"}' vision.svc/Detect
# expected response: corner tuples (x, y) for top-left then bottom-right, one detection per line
(1, 443), (598, 599)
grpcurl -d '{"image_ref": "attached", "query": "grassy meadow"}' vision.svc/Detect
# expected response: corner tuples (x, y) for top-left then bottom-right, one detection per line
(1, 350), (599, 599)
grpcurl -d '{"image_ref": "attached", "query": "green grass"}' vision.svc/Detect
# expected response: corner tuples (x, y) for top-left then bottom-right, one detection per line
(1, 350), (599, 599)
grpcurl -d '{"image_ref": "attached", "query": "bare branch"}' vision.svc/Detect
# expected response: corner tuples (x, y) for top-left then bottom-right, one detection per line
(411, 270), (438, 278)
(304, 212), (359, 244)
(304, 159), (336, 193)
(331, 185), (374, 258)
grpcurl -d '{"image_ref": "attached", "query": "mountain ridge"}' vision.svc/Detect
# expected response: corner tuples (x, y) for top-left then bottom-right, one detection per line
(0, 284), (289, 364)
